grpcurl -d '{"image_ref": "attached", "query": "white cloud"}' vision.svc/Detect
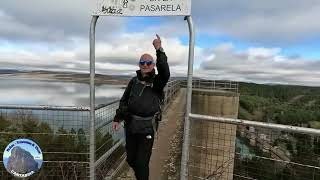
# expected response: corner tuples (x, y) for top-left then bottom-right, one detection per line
(199, 43), (320, 86)
(1, 30), (320, 86)
(247, 48), (281, 59)
(0, 32), (192, 73)
(2, 0), (320, 44)
(0, 0), (320, 87)
(0, 1), (126, 43)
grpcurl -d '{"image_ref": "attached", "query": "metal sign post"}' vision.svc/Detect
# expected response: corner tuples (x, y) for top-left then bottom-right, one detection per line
(180, 15), (194, 180)
(89, 0), (193, 179)
(89, 15), (99, 180)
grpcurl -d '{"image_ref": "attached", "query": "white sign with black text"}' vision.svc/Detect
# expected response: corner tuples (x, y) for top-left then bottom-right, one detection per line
(93, 0), (191, 16)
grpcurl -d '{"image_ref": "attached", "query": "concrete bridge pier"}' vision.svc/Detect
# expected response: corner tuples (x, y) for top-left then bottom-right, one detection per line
(189, 89), (239, 180)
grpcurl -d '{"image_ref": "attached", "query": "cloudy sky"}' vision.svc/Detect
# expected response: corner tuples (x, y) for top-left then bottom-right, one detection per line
(0, 0), (320, 86)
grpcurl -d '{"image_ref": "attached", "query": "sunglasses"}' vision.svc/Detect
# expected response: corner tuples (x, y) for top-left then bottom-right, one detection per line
(139, 60), (154, 66)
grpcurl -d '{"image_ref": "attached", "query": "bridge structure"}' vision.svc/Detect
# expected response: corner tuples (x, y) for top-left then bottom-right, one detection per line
(1, 79), (320, 180)
(1, 0), (319, 179)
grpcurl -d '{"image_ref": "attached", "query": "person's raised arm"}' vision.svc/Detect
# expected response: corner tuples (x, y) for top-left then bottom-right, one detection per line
(153, 34), (170, 91)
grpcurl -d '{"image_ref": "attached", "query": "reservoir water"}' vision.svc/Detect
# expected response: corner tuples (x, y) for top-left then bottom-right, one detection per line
(0, 77), (125, 106)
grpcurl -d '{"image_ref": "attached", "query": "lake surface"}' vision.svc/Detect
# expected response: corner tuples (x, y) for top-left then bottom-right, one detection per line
(0, 77), (125, 107)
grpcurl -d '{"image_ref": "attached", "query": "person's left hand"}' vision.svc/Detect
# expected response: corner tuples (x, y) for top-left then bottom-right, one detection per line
(112, 122), (121, 131)
(153, 34), (162, 50)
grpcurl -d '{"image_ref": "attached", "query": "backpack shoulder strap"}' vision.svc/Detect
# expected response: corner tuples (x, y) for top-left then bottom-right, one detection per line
(129, 76), (139, 97)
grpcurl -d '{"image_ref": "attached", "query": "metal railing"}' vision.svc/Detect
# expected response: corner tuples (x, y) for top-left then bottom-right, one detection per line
(180, 80), (239, 93)
(5, 79), (316, 180)
(0, 80), (181, 179)
(164, 80), (181, 109)
(94, 100), (126, 179)
(179, 80), (320, 180)
(0, 105), (91, 179)
(184, 114), (320, 180)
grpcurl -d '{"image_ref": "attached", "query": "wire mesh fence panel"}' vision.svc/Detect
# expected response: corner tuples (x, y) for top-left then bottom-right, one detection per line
(0, 107), (90, 180)
(188, 117), (320, 180)
(188, 119), (236, 180)
(0, 79), (182, 180)
(94, 101), (127, 179)
(234, 125), (320, 180)
(163, 80), (181, 109)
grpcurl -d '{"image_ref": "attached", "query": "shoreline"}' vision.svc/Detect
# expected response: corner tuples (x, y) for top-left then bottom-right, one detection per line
(0, 71), (130, 86)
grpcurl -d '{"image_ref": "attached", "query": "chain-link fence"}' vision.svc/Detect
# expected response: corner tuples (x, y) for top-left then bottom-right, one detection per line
(187, 114), (320, 180)
(94, 100), (126, 179)
(180, 80), (320, 180)
(164, 80), (181, 109)
(0, 104), (127, 180)
(0, 105), (90, 180)
(0, 80), (182, 179)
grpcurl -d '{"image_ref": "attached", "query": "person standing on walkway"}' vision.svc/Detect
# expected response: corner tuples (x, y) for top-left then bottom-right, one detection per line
(112, 34), (170, 180)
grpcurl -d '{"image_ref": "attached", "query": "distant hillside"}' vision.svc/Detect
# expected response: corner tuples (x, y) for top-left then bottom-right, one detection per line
(0, 69), (208, 82)
(0, 70), (131, 85)
(0, 69), (25, 74)
(239, 82), (320, 100)
(238, 82), (320, 128)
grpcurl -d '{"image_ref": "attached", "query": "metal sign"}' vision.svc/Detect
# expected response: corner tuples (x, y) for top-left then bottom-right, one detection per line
(93, 0), (192, 16)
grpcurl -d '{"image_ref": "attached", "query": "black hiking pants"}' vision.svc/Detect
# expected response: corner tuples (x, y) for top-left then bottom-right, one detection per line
(125, 131), (154, 180)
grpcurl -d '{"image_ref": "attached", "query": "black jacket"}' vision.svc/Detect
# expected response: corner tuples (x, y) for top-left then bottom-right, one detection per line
(114, 50), (170, 122)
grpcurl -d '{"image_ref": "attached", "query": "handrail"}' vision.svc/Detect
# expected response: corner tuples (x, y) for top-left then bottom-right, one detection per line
(190, 113), (320, 136)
